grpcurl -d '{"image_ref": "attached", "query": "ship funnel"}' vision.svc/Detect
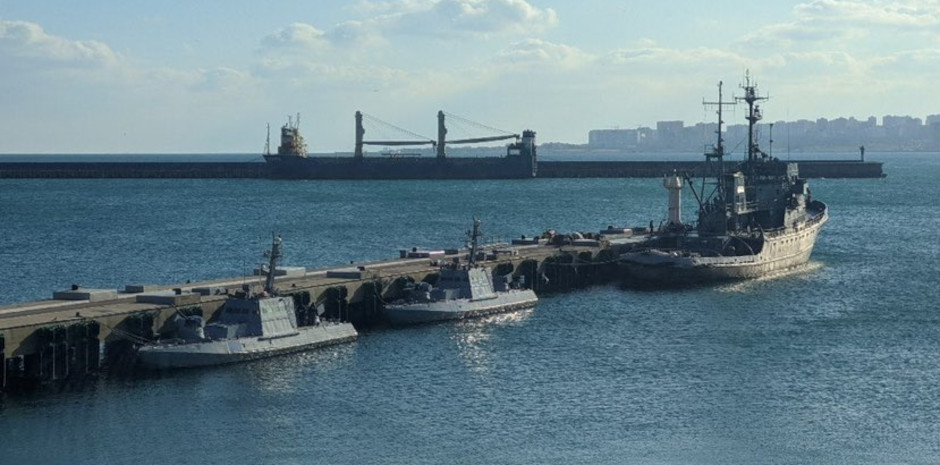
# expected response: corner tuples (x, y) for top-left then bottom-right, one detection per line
(664, 173), (683, 226)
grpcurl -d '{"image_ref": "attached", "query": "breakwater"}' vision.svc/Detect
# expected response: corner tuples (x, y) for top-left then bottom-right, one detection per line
(539, 160), (885, 178)
(0, 161), (266, 179)
(0, 159), (885, 179)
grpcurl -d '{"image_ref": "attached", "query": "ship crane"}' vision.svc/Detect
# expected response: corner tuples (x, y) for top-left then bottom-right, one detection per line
(355, 111), (436, 158)
(438, 111), (519, 158)
(354, 110), (520, 159)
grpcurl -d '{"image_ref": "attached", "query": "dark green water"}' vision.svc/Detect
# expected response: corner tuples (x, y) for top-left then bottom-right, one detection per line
(1, 153), (938, 464)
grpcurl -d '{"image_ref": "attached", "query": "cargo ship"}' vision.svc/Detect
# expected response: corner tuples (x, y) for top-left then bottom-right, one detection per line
(263, 111), (537, 179)
(619, 76), (829, 285)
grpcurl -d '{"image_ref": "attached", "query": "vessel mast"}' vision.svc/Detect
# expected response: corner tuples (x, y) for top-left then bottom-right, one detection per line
(354, 111), (365, 159)
(736, 71), (768, 163)
(701, 81), (735, 208)
(263, 233), (283, 295)
(437, 110), (447, 159)
(467, 218), (482, 266)
(264, 123), (271, 156)
(703, 81), (733, 162)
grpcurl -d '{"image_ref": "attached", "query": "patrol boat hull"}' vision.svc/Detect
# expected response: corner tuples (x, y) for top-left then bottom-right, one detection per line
(383, 289), (537, 325)
(137, 322), (357, 369)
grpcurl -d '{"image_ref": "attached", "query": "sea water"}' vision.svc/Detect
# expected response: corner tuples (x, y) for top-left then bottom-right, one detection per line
(1, 153), (939, 464)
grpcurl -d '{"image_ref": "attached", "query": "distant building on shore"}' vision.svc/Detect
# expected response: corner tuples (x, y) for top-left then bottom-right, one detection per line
(587, 114), (940, 152)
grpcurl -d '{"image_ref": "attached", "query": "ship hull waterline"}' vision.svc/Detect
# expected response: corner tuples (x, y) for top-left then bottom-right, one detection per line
(621, 208), (828, 285)
(137, 323), (358, 370)
(264, 155), (536, 180)
(383, 290), (538, 325)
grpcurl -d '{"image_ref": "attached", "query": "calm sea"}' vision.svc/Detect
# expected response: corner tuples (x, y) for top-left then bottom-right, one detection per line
(1, 153), (939, 464)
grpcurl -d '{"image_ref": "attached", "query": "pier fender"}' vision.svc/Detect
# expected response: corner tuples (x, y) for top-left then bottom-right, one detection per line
(516, 260), (541, 292)
(322, 286), (350, 322)
(104, 312), (157, 375)
(493, 262), (515, 277)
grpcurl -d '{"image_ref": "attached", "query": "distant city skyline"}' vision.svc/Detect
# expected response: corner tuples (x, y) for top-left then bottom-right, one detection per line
(1, 0), (939, 153)
(585, 112), (940, 152)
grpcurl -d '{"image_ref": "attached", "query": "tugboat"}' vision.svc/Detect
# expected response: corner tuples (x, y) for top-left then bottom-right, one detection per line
(619, 75), (828, 285)
(383, 218), (538, 325)
(137, 235), (357, 369)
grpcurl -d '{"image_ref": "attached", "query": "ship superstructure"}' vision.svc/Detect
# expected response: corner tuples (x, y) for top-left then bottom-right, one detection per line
(619, 75), (829, 284)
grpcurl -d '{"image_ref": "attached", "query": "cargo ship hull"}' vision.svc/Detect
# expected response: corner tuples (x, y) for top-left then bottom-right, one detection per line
(263, 154), (536, 179)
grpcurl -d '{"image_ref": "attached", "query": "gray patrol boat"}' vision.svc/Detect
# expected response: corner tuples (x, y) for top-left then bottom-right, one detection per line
(383, 219), (538, 325)
(620, 76), (828, 285)
(138, 235), (357, 369)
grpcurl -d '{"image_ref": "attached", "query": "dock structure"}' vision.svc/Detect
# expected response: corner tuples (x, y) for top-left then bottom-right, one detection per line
(0, 159), (884, 179)
(0, 231), (641, 393)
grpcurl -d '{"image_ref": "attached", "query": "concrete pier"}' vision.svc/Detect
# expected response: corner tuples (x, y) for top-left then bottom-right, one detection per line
(0, 232), (640, 392)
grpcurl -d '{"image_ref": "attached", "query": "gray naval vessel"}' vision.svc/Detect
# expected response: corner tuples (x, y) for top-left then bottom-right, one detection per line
(137, 235), (357, 369)
(620, 76), (829, 285)
(383, 219), (538, 325)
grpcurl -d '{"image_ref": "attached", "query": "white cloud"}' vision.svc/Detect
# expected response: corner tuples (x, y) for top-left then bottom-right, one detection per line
(736, 21), (858, 50)
(603, 43), (747, 67)
(260, 23), (331, 52)
(496, 39), (592, 68)
(870, 48), (940, 74)
(738, 0), (940, 51)
(353, 0), (557, 37)
(794, 0), (940, 28)
(192, 67), (253, 92)
(0, 19), (117, 69)
(260, 0), (559, 60)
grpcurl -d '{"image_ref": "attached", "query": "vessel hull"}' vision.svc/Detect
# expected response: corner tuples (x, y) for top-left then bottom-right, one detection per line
(621, 209), (828, 285)
(383, 290), (537, 325)
(263, 155), (536, 180)
(137, 323), (357, 369)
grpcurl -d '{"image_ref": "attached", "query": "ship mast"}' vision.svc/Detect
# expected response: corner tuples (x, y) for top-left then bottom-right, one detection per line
(701, 81), (735, 209)
(264, 123), (271, 156)
(703, 81), (732, 163)
(263, 233), (283, 295)
(467, 217), (482, 266)
(736, 71), (768, 163)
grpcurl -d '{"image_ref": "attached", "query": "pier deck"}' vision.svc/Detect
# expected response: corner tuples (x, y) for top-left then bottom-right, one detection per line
(0, 234), (641, 390)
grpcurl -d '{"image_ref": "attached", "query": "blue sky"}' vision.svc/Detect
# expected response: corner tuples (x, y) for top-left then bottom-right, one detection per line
(1, 0), (938, 153)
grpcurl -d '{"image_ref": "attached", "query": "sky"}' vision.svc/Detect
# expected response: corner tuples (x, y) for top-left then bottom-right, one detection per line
(0, 0), (938, 153)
